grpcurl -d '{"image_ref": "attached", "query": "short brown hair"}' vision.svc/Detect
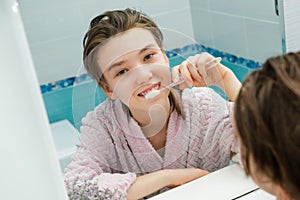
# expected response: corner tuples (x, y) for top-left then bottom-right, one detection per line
(234, 52), (300, 198)
(83, 8), (182, 115)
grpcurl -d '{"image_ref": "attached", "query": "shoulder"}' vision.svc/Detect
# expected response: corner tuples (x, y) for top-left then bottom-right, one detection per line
(79, 99), (124, 146)
(181, 87), (231, 117)
(81, 98), (122, 129)
(182, 87), (223, 106)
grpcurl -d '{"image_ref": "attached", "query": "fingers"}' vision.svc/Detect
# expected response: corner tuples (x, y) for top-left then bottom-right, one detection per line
(171, 65), (181, 83)
(171, 52), (223, 88)
(172, 57), (207, 89)
(180, 61), (194, 86)
(194, 53), (218, 78)
(186, 56), (203, 83)
(172, 65), (189, 90)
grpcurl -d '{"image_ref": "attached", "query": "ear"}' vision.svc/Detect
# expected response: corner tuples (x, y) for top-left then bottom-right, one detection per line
(276, 184), (292, 200)
(101, 82), (118, 100)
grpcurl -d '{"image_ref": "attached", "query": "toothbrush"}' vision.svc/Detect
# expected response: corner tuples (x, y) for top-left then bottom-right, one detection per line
(145, 77), (185, 99)
(145, 57), (222, 99)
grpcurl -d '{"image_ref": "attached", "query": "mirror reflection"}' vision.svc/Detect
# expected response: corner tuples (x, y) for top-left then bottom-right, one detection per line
(17, 1), (285, 199)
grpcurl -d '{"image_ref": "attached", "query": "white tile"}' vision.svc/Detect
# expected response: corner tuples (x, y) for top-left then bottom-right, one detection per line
(152, 8), (195, 50)
(189, 0), (210, 10)
(210, 0), (245, 16)
(19, 0), (194, 84)
(211, 13), (248, 58)
(190, 8), (214, 47)
(244, 0), (279, 22)
(245, 19), (282, 62)
(19, 0), (83, 45)
(79, 0), (139, 29)
(31, 34), (83, 84)
(136, 0), (190, 15)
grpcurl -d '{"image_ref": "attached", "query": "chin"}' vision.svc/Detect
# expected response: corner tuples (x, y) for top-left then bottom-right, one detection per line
(252, 178), (276, 196)
(261, 185), (276, 196)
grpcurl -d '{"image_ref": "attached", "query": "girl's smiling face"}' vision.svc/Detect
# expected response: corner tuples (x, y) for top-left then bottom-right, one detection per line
(96, 28), (171, 111)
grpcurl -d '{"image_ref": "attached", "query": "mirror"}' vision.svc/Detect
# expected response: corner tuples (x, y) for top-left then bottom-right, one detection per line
(17, 1), (282, 174)
(18, 0), (281, 129)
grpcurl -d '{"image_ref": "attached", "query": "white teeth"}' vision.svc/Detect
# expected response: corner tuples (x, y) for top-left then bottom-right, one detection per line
(141, 85), (159, 96)
(145, 89), (160, 99)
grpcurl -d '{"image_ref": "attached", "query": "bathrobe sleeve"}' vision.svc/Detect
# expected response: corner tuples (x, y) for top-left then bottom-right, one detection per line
(183, 87), (241, 171)
(63, 110), (136, 200)
(204, 88), (241, 165)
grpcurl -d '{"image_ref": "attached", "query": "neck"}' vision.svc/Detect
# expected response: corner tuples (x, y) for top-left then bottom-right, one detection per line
(130, 98), (171, 138)
(140, 105), (170, 150)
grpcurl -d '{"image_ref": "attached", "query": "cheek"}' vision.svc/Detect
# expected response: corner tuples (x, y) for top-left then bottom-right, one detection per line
(112, 77), (137, 106)
(248, 157), (277, 196)
(252, 176), (276, 196)
(154, 64), (171, 82)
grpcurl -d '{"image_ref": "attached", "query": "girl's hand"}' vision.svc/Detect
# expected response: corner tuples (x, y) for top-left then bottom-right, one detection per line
(172, 52), (227, 90)
(166, 168), (209, 188)
(126, 168), (209, 199)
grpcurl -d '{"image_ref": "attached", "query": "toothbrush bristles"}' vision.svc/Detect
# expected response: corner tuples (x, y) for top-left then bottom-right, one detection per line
(145, 89), (160, 99)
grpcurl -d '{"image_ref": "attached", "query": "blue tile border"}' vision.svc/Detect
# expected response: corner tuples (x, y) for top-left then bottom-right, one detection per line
(40, 43), (262, 94)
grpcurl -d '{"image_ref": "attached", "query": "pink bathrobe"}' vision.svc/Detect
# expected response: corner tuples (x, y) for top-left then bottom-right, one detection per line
(64, 87), (239, 199)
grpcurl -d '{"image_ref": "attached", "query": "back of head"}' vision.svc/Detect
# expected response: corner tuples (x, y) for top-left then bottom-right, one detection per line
(235, 52), (300, 198)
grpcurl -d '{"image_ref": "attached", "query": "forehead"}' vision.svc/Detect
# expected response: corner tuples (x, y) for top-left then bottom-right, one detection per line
(97, 28), (159, 71)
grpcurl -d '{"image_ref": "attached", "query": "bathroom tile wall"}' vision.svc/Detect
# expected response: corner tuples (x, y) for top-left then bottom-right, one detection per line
(19, 0), (277, 129)
(18, 0), (193, 85)
(41, 43), (258, 129)
(190, 0), (283, 63)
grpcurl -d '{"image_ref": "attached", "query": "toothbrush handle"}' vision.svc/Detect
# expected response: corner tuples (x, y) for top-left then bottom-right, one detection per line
(167, 57), (222, 89)
(206, 57), (222, 70)
(165, 77), (185, 89)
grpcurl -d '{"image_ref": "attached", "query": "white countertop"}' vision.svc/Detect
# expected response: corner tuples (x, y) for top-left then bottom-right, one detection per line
(50, 120), (79, 171)
(149, 164), (275, 200)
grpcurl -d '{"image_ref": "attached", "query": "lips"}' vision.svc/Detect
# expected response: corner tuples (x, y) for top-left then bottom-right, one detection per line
(138, 82), (161, 97)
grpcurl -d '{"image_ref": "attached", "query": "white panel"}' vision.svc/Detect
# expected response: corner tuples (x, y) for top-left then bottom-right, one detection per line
(282, 0), (300, 52)
(50, 120), (79, 171)
(0, 0), (68, 199)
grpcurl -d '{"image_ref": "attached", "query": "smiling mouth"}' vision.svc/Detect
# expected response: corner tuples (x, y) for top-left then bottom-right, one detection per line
(138, 82), (161, 97)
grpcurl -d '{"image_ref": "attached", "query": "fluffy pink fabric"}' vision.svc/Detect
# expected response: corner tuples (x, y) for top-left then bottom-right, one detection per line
(64, 87), (239, 198)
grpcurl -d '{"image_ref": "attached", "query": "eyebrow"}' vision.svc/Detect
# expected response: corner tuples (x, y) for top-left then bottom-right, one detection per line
(106, 44), (158, 72)
(107, 60), (126, 73)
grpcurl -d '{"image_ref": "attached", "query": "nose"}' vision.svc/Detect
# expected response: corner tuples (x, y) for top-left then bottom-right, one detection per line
(134, 65), (153, 85)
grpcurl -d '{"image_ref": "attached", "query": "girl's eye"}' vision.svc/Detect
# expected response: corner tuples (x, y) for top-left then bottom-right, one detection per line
(144, 53), (154, 61)
(116, 69), (128, 77)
